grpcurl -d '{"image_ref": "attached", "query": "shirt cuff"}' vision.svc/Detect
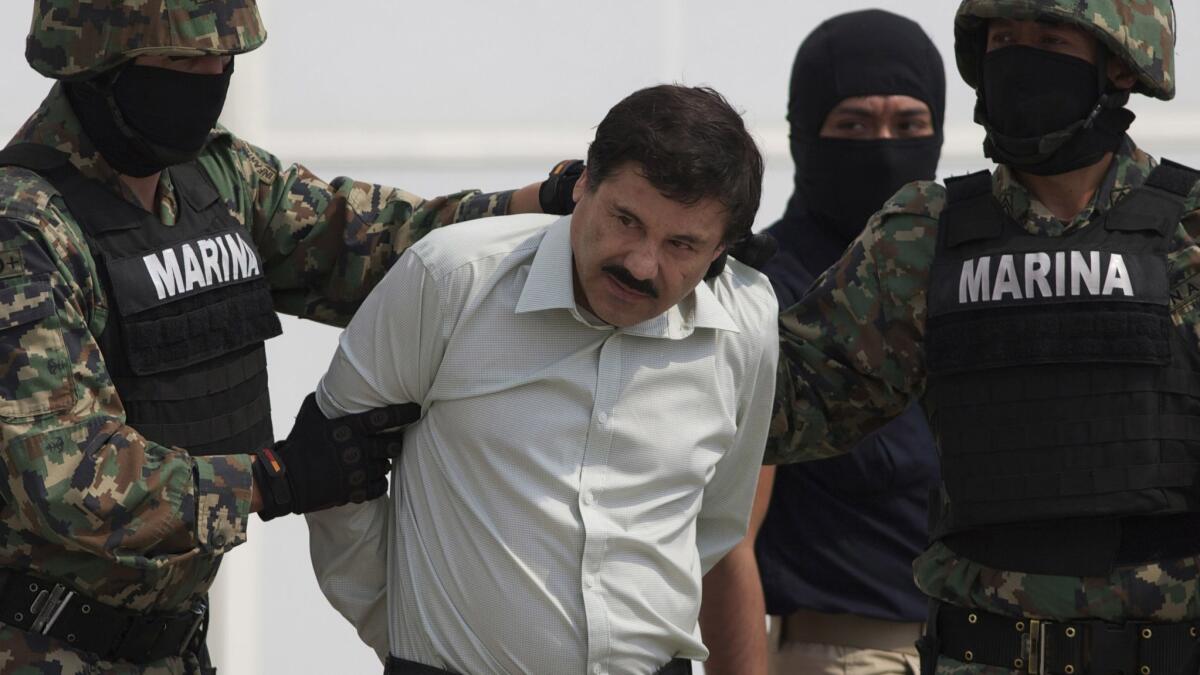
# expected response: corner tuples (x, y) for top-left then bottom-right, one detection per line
(192, 454), (254, 553)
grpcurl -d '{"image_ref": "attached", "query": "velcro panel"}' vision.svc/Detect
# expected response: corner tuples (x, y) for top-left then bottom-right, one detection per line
(121, 280), (282, 375)
(927, 303), (1171, 373)
(1147, 159), (1200, 197)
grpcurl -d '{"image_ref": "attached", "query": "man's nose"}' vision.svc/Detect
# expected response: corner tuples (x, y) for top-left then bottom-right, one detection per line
(623, 243), (658, 281)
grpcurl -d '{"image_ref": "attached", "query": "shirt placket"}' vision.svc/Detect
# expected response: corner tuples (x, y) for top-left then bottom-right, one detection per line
(580, 331), (621, 675)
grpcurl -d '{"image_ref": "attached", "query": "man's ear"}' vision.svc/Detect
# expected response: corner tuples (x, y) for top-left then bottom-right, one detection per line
(572, 167), (590, 203)
(710, 241), (728, 264)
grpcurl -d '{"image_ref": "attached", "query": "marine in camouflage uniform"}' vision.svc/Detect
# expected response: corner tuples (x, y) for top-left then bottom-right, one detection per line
(0, 2), (527, 673)
(766, 1), (1200, 673)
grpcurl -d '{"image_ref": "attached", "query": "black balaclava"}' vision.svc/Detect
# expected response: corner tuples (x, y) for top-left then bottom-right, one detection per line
(977, 45), (1134, 176)
(782, 10), (946, 272)
(65, 59), (235, 178)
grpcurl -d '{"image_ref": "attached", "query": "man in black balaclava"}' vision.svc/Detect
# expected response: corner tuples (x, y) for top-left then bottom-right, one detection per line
(699, 10), (945, 675)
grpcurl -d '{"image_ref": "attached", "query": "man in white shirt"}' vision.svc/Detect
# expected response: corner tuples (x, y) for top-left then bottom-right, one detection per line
(306, 84), (779, 675)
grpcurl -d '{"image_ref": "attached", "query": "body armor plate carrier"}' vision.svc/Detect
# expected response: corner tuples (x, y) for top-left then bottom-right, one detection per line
(0, 143), (282, 456)
(925, 160), (1200, 575)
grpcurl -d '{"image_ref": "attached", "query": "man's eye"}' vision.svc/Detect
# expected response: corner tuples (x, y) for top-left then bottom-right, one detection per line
(615, 214), (637, 228)
(669, 240), (695, 252)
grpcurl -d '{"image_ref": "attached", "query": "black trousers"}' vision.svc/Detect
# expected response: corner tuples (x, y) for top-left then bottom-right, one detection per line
(384, 655), (692, 675)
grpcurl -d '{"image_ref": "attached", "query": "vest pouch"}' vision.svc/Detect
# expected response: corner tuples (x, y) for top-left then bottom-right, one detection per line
(99, 235), (283, 377)
(928, 300), (1174, 374)
(116, 278), (281, 376)
(0, 278), (76, 418)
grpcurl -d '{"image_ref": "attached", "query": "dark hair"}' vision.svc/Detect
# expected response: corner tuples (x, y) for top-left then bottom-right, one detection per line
(585, 85), (764, 245)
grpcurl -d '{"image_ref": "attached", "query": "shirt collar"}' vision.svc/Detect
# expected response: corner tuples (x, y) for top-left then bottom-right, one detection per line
(515, 216), (739, 339)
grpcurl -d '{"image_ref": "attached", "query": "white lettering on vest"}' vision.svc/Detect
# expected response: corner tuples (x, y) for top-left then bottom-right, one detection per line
(956, 250), (1138, 305)
(993, 254), (1023, 300)
(198, 239), (221, 286)
(1055, 251), (1066, 296)
(226, 233), (250, 280)
(181, 245), (204, 292)
(1025, 252), (1052, 298)
(215, 235), (231, 281)
(143, 249), (183, 300)
(1102, 254), (1134, 296)
(959, 256), (991, 303)
(1071, 250), (1101, 296)
(141, 232), (261, 301)
(240, 235), (261, 277)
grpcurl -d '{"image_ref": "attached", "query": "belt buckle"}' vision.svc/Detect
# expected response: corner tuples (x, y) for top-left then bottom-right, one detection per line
(29, 583), (74, 635)
(1022, 618), (1046, 675)
(179, 600), (207, 656)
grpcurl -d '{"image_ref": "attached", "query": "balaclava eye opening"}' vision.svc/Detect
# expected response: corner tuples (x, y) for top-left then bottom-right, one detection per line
(782, 9), (946, 270)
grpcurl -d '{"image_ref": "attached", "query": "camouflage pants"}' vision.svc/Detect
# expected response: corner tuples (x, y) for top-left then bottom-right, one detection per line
(0, 625), (201, 675)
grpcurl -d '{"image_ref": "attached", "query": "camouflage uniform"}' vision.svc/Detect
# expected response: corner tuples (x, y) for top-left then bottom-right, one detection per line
(0, 2), (512, 673)
(764, 2), (1197, 674)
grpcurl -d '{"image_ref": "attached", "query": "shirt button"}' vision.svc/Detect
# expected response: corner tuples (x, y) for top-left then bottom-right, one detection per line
(592, 664), (603, 675)
(584, 574), (597, 589)
(581, 490), (595, 505)
(596, 411), (608, 426)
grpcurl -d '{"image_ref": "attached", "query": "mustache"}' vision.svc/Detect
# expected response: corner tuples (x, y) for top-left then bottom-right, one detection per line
(603, 264), (658, 299)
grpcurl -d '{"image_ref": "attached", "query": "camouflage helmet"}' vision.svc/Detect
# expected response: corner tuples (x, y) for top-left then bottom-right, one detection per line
(26, 0), (267, 81)
(954, 0), (1176, 100)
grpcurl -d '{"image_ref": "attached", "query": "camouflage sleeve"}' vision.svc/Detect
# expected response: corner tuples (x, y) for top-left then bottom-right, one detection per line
(0, 200), (252, 568)
(765, 182), (943, 464)
(203, 132), (514, 327)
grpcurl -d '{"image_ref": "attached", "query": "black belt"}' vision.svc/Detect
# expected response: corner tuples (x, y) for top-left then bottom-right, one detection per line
(385, 655), (692, 674)
(931, 601), (1200, 674)
(0, 569), (208, 665)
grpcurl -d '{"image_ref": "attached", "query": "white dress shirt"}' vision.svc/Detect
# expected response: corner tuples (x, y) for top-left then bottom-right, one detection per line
(307, 214), (778, 675)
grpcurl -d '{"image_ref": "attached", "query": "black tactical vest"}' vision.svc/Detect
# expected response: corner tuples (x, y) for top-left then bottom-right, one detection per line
(0, 143), (282, 457)
(924, 161), (1200, 575)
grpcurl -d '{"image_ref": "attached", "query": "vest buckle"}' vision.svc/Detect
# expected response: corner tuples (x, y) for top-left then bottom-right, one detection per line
(28, 582), (74, 635)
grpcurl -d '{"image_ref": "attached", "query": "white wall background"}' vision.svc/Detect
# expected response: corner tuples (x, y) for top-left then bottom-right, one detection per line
(2, 2), (1199, 673)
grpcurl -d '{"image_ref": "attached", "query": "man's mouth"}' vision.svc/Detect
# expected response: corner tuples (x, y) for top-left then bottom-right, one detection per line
(605, 271), (653, 300)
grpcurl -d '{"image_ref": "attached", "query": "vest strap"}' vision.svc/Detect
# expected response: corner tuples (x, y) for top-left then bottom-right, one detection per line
(941, 171), (1004, 248)
(1107, 159), (1200, 236)
(0, 143), (70, 174)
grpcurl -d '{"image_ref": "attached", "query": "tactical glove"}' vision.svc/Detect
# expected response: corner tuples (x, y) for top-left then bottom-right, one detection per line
(253, 393), (420, 521)
(704, 232), (779, 279)
(538, 159), (585, 215)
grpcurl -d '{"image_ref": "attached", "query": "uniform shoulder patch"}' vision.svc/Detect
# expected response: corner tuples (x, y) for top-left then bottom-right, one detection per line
(0, 248), (24, 281)
(231, 138), (279, 185)
(245, 149), (278, 185)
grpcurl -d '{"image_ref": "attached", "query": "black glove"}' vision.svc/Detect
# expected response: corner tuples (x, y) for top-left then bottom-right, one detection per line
(704, 232), (779, 279)
(253, 393), (421, 521)
(538, 159), (585, 215)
